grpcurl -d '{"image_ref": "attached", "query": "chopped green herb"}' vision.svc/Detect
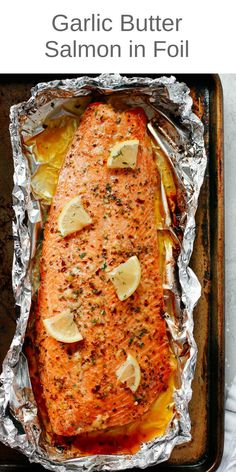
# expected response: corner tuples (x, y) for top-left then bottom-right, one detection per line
(134, 306), (141, 313)
(113, 150), (123, 159)
(73, 288), (83, 295)
(106, 183), (112, 192)
(129, 337), (134, 346)
(139, 328), (148, 338)
(92, 288), (101, 295)
(101, 262), (107, 271)
(79, 252), (86, 259)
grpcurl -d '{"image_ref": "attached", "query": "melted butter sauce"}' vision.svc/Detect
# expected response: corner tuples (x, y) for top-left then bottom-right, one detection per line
(70, 375), (176, 455)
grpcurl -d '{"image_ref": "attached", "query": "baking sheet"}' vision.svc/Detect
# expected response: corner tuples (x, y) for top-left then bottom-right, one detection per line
(0, 74), (224, 472)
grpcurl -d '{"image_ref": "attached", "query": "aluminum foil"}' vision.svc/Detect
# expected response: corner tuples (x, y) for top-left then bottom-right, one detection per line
(0, 74), (206, 471)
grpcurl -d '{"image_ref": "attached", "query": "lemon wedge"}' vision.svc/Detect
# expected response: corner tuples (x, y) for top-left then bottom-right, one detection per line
(58, 196), (92, 237)
(107, 140), (139, 169)
(108, 255), (141, 301)
(31, 164), (58, 204)
(116, 353), (141, 393)
(43, 311), (83, 343)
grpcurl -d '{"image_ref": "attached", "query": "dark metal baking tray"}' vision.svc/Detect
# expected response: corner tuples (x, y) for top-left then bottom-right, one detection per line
(0, 74), (224, 471)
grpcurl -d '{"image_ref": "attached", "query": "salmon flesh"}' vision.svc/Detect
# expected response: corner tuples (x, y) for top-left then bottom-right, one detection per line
(31, 103), (173, 437)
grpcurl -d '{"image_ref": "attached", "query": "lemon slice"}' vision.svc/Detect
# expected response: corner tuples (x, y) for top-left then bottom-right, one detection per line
(31, 164), (58, 204)
(27, 116), (78, 169)
(116, 353), (141, 393)
(108, 255), (141, 301)
(107, 140), (139, 169)
(58, 196), (92, 237)
(163, 238), (174, 289)
(43, 311), (83, 343)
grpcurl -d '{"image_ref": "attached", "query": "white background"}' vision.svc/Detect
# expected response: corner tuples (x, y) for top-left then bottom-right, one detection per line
(221, 75), (236, 392)
(0, 0), (236, 73)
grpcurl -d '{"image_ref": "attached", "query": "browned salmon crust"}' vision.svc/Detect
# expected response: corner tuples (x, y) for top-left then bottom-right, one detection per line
(31, 103), (173, 437)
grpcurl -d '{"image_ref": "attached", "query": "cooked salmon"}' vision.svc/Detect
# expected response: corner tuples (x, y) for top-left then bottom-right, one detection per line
(30, 103), (173, 437)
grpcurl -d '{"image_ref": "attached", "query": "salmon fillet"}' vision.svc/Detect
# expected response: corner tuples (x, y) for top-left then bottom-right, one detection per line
(32, 103), (173, 437)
